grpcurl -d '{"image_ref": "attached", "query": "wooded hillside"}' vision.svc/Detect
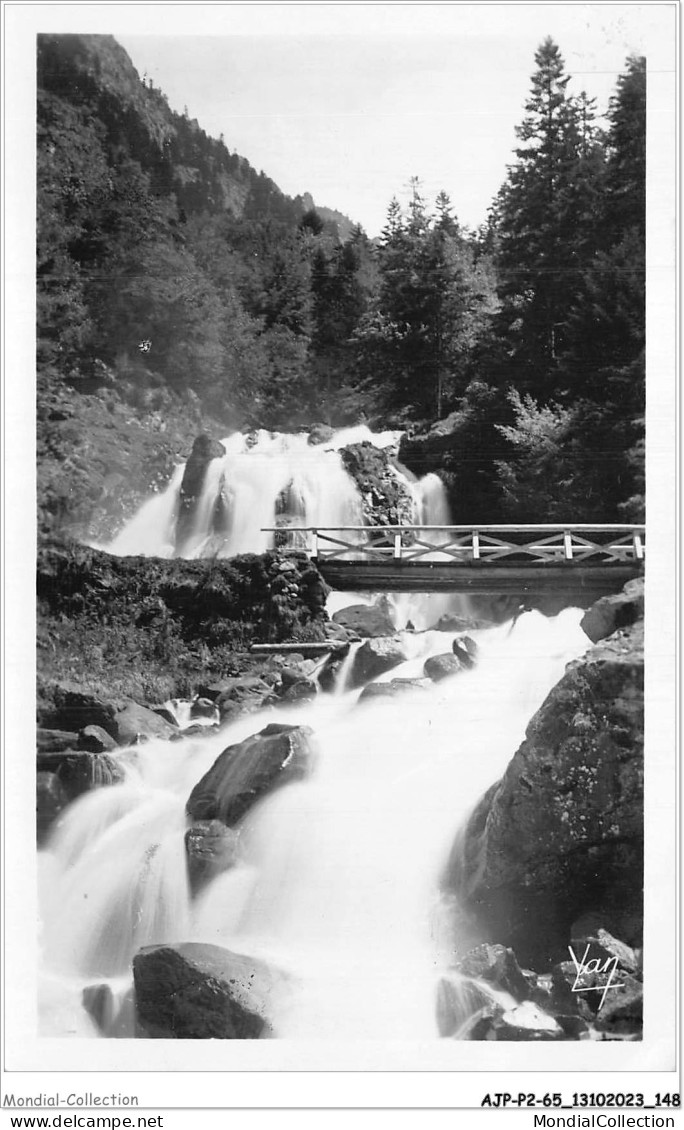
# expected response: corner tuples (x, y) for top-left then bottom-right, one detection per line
(37, 34), (645, 536)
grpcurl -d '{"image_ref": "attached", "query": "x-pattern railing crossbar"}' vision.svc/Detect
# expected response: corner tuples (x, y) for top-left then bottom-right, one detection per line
(261, 524), (646, 565)
(394, 533), (473, 562)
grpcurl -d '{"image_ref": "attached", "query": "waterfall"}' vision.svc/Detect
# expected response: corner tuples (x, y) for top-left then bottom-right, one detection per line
(98, 425), (462, 630)
(101, 426), (416, 560)
(38, 609), (590, 1039)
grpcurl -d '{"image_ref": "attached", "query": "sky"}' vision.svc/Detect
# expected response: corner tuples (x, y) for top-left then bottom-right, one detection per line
(100, 4), (675, 237)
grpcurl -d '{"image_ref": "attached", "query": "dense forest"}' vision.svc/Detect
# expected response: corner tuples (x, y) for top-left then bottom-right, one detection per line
(37, 34), (645, 535)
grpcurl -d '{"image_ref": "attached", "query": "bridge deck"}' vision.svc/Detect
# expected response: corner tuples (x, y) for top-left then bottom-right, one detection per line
(316, 560), (642, 597)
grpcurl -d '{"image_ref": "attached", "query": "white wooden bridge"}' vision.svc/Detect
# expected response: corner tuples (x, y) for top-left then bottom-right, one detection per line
(265, 523), (645, 598)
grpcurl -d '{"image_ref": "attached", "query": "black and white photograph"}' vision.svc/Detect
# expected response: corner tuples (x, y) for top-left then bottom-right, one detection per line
(1, 0), (679, 1114)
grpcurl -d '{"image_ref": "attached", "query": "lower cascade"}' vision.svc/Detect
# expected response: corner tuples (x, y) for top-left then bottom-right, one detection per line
(38, 606), (591, 1040)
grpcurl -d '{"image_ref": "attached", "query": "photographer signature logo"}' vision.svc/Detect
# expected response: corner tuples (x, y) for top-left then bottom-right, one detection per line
(567, 944), (624, 1010)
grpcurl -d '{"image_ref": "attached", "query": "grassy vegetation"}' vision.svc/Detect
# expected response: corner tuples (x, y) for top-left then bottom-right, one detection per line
(37, 541), (329, 713)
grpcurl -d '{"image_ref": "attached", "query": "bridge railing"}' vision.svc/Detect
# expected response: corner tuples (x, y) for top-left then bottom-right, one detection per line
(262, 524), (645, 565)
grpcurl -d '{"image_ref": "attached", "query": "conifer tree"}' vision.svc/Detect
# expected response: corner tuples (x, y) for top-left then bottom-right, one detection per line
(492, 37), (591, 397)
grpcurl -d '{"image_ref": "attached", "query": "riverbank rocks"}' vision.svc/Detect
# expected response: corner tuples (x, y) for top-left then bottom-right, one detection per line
(448, 619), (644, 969)
(332, 604), (396, 638)
(110, 702), (178, 746)
(277, 676), (318, 704)
(194, 676), (273, 721)
(339, 442), (415, 526)
(322, 620), (356, 643)
(37, 750), (124, 802)
(37, 729), (80, 753)
(570, 917), (640, 975)
(133, 943), (285, 1038)
(455, 943), (531, 1001)
(348, 636), (411, 688)
(185, 821), (240, 893)
(437, 934), (643, 1040)
(190, 697), (218, 721)
(77, 725), (118, 753)
(187, 723), (315, 827)
(37, 683), (122, 735)
(580, 577), (644, 643)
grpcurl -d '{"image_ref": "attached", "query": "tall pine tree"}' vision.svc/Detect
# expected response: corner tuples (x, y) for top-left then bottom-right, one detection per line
(492, 38), (593, 398)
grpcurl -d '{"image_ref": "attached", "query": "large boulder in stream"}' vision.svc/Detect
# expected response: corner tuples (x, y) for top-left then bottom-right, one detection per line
(175, 434), (226, 553)
(133, 943), (285, 1038)
(186, 723), (315, 827)
(448, 619), (644, 969)
(358, 677), (428, 702)
(423, 652), (464, 682)
(580, 577), (644, 643)
(307, 423), (334, 445)
(348, 636), (411, 688)
(332, 604), (396, 638)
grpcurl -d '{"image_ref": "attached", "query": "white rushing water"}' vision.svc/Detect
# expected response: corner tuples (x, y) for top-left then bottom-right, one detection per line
(102, 425), (419, 560)
(39, 609), (590, 1039)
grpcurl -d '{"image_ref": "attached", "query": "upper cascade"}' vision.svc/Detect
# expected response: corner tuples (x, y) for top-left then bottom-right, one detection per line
(101, 427), (452, 560)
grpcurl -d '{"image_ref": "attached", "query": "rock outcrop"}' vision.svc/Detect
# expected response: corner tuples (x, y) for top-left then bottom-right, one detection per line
(186, 723), (315, 827)
(448, 616), (644, 968)
(133, 943), (285, 1038)
(339, 442), (415, 526)
(175, 434), (226, 554)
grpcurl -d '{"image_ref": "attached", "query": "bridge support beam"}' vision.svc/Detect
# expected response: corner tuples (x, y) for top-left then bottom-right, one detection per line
(316, 561), (642, 602)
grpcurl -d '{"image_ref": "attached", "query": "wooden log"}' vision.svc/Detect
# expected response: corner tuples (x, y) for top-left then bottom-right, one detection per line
(249, 641), (349, 656)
